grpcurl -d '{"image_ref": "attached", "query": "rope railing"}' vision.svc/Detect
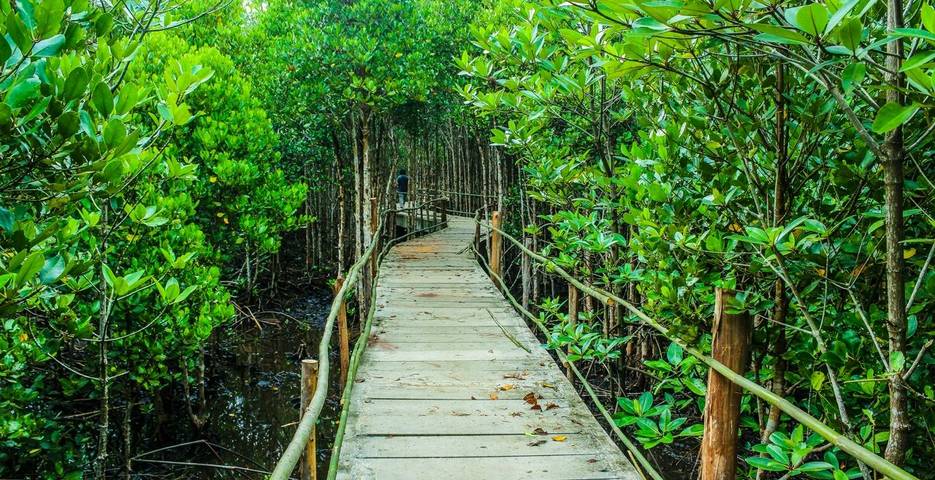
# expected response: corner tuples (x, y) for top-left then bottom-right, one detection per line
(269, 197), (449, 480)
(473, 217), (920, 480)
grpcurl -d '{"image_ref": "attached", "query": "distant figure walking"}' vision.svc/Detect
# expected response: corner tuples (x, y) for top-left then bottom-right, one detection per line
(396, 169), (409, 206)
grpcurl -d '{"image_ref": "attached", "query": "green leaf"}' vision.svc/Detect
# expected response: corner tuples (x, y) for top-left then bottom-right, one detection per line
(36, 0), (65, 37)
(748, 23), (810, 45)
(666, 342), (683, 365)
(795, 4), (830, 36)
(92, 81), (114, 115)
(39, 255), (65, 284)
(872, 102), (921, 133)
(5, 77), (41, 108)
(900, 51), (935, 71)
(890, 351), (906, 372)
(16, 251), (45, 287)
(923, 3), (935, 33)
(0, 206), (14, 232)
(103, 118), (126, 148)
(838, 17), (863, 50)
(892, 27), (935, 42)
(825, 0), (859, 35)
(810, 370), (826, 390)
(842, 62), (866, 92)
(33, 34), (65, 57)
(63, 67), (89, 101)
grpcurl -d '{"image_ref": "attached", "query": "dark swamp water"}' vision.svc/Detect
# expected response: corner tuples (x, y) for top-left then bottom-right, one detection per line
(137, 289), (341, 479)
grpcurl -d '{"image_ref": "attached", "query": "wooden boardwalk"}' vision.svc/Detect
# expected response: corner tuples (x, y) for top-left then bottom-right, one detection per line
(335, 216), (640, 479)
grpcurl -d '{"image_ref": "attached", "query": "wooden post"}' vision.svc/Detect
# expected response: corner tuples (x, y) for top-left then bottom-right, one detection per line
(489, 211), (502, 282)
(300, 359), (319, 480)
(369, 197), (378, 280)
(441, 197), (448, 226)
(521, 238), (531, 310)
(701, 288), (752, 480)
(335, 277), (349, 390)
(565, 283), (579, 380)
(473, 211), (481, 253)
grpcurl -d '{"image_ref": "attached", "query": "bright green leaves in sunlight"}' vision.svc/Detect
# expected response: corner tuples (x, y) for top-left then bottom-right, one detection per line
(872, 102), (921, 133)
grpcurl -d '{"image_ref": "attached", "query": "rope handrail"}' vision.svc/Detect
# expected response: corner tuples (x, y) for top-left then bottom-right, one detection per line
(473, 218), (920, 480)
(269, 197), (448, 480)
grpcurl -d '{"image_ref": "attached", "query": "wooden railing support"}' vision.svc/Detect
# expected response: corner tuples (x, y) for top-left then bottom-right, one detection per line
(440, 197), (448, 225)
(335, 276), (349, 390)
(565, 283), (579, 381)
(369, 197), (378, 280)
(300, 359), (319, 480)
(489, 211), (502, 283)
(521, 237), (531, 310)
(701, 288), (752, 480)
(473, 211), (481, 253)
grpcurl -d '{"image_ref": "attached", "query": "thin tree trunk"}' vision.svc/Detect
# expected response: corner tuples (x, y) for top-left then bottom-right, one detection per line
(884, 0), (909, 464)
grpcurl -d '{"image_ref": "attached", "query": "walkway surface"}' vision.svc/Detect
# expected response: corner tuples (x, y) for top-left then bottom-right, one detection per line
(335, 216), (640, 479)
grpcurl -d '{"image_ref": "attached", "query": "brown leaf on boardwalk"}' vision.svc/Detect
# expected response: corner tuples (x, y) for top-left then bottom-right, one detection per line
(546, 402), (559, 410)
(528, 440), (547, 447)
(499, 384), (514, 391)
(523, 392), (538, 405)
(489, 392), (498, 400)
(552, 435), (567, 442)
(541, 382), (556, 389)
(533, 427), (548, 435)
(531, 404), (542, 411)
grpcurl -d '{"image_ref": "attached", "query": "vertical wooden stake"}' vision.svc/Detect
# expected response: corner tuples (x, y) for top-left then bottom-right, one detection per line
(701, 288), (752, 480)
(489, 211), (502, 283)
(565, 283), (579, 381)
(369, 197), (378, 280)
(473, 211), (481, 253)
(521, 237), (532, 310)
(335, 277), (349, 390)
(441, 197), (448, 226)
(300, 359), (319, 480)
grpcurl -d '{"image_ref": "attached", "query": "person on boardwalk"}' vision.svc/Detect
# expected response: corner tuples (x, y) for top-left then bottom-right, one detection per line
(396, 169), (409, 206)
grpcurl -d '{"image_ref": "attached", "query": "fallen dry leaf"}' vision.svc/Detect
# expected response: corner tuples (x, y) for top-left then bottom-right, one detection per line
(499, 384), (514, 391)
(523, 392), (538, 405)
(504, 372), (529, 380)
(552, 435), (567, 442)
(533, 427), (549, 435)
(528, 440), (547, 447)
(541, 382), (556, 389)
(489, 392), (499, 400)
(546, 402), (559, 410)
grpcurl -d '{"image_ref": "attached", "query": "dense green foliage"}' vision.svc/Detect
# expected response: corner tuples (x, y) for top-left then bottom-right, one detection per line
(461, 0), (934, 477)
(0, 0), (305, 476)
(2, 0), (932, 477)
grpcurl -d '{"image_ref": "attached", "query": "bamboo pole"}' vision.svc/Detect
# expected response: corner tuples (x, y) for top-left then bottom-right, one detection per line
(300, 359), (318, 480)
(474, 218), (920, 480)
(701, 289), (751, 480)
(335, 276), (349, 391)
(269, 218), (384, 480)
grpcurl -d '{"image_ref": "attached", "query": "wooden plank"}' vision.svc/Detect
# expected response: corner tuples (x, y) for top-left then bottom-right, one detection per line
(335, 456), (629, 480)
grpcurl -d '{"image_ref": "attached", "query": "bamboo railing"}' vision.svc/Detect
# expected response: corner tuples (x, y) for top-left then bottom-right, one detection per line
(269, 198), (449, 480)
(474, 215), (920, 480)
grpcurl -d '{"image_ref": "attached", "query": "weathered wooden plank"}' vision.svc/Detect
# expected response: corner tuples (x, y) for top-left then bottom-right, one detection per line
(335, 456), (628, 480)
